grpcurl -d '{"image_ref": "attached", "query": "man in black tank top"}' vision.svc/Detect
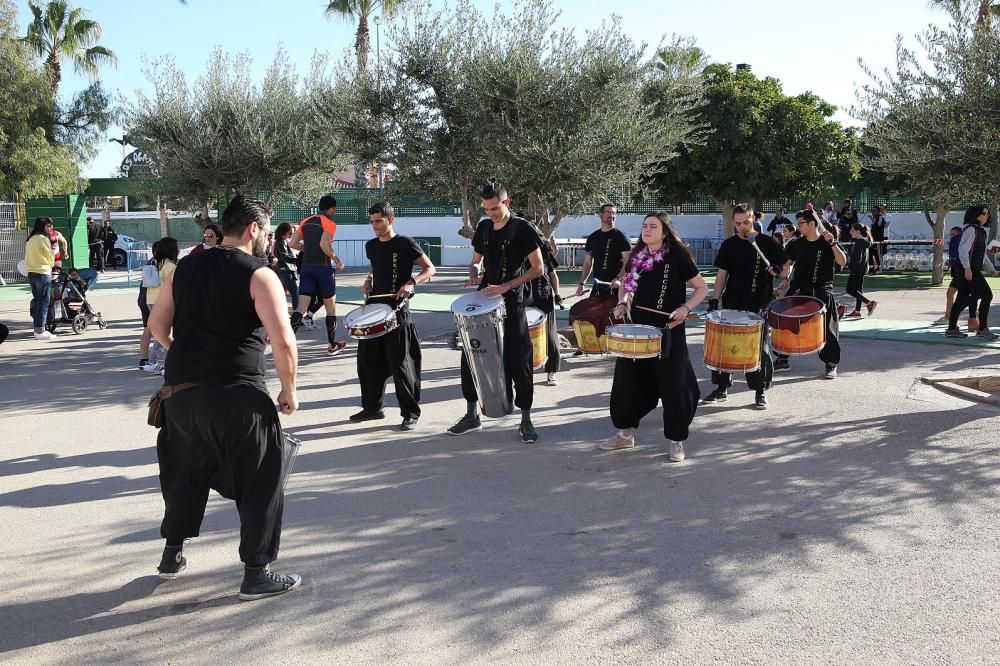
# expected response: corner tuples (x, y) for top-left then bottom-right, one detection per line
(148, 195), (303, 601)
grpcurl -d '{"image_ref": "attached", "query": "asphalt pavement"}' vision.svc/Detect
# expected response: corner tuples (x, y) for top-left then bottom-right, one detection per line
(1, 268), (999, 664)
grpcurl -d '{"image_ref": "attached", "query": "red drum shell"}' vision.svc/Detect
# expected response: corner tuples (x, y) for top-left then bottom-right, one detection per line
(768, 296), (826, 356)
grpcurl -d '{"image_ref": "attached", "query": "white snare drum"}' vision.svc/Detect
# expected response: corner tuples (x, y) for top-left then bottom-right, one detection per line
(345, 303), (398, 339)
(452, 291), (511, 418)
(605, 324), (663, 359)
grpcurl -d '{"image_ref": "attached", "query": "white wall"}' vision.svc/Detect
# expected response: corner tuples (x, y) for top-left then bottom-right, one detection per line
(333, 212), (948, 268)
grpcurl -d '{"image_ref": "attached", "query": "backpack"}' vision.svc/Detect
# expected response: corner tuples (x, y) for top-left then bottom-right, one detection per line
(141, 262), (161, 287)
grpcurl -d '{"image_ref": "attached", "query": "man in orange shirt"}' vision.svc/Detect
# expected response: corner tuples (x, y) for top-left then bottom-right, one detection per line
(290, 195), (346, 354)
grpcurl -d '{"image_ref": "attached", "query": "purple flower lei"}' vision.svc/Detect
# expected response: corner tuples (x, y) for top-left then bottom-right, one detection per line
(622, 246), (668, 294)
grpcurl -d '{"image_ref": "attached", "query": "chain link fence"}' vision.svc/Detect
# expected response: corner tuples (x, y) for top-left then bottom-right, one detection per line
(0, 201), (27, 285)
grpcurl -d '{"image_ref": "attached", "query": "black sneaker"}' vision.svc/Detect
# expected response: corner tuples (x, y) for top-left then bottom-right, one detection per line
(239, 564), (302, 601)
(157, 545), (186, 580)
(701, 388), (728, 404)
(400, 416), (418, 431)
(519, 422), (538, 443)
(349, 409), (385, 422)
(754, 391), (768, 410)
(773, 358), (790, 372)
(945, 328), (968, 338)
(290, 311), (303, 333)
(447, 414), (482, 435)
(824, 364), (838, 379)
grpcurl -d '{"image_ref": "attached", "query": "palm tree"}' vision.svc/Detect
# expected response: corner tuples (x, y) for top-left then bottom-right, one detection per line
(23, 0), (117, 98)
(324, 0), (404, 76)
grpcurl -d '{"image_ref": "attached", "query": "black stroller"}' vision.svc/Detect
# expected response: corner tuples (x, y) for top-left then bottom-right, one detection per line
(45, 268), (108, 334)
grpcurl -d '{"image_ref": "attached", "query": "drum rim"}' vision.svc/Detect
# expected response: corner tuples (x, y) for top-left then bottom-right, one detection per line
(345, 303), (395, 326)
(451, 291), (504, 315)
(707, 309), (765, 324)
(524, 306), (546, 326)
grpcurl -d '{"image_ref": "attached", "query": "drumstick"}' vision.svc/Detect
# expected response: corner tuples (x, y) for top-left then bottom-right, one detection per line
(633, 305), (700, 329)
(749, 235), (771, 268)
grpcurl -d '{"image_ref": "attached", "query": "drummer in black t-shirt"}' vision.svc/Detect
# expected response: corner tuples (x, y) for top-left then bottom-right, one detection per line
(352, 201), (436, 431)
(575, 204), (633, 297)
(448, 180), (545, 443)
(774, 208), (847, 378)
(702, 204), (787, 409)
(602, 212), (708, 463)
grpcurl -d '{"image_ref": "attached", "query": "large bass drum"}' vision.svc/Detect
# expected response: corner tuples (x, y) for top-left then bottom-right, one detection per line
(452, 291), (512, 418)
(768, 296), (826, 356)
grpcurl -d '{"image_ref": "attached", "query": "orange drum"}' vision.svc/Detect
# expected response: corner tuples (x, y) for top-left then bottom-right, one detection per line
(704, 310), (764, 372)
(605, 324), (662, 359)
(569, 295), (618, 354)
(525, 307), (548, 370)
(768, 296), (826, 356)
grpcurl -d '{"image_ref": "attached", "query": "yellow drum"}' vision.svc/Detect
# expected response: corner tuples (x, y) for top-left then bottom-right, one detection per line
(703, 310), (764, 372)
(605, 324), (662, 359)
(525, 307), (548, 370)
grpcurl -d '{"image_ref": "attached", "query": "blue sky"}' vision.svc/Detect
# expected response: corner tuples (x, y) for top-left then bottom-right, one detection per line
(16, 0), (943, 177)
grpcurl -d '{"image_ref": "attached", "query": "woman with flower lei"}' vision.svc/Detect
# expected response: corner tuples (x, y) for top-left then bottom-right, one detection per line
(602, 212), (708, 462)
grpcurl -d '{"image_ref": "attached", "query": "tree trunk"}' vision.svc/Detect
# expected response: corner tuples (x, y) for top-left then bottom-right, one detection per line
(45, 50), (61, 98)
(356, 16), (370, 76)
(931, 202), (950, 286)
(458, 195), (477, 240)
(714, 198), (735, 237)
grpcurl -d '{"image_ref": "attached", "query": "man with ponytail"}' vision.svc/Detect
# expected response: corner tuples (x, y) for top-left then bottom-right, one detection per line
(448, 179), (546, 443)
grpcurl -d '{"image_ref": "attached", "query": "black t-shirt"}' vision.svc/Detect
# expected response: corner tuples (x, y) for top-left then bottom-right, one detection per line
(472, 216), (539, 308)
(788, 236), (837, 291)
(714, 234), (788, 311)
(365, 234), (424, 308)
(165, 247), (268, 390)
(585, 228), (632, 282)
(630, 247), (700, 327)
(848, 237), (870, 274)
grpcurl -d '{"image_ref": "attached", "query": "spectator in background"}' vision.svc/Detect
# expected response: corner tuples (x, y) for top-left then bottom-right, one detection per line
(821, 201), (837, 226)
(188, 224), (222, 256)
(937, 226), (964, 325)
(838, 207), (857, 242)
(272, 222), (298, 307)
(48, 224), (68, 269)
(946, 205), (996, 339)
(844, 223), (877, 318)
(86, 216), (106, 272)
(25, 217), (56, 340)
(136, 241), (160, 367)
(766, 207), (790, 234)
(753, 210), (765, 234)
(140, 238), (180, 372)
(102, 219), (118, 268)
(870, 205), (891, 274)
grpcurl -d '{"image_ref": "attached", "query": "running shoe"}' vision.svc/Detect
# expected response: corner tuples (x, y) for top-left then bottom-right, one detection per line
(668, 441), (685, 462)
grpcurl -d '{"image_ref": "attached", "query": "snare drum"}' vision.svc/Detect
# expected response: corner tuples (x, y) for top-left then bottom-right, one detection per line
(703, 310), (764, 372)
(345, 303), (398, 340)
(605, 324), (662, 359)
(569, 295), (617, 354)
(452, 291), (511, 418)
(525, 307), (548, 370)
(768, 296), (826, 356)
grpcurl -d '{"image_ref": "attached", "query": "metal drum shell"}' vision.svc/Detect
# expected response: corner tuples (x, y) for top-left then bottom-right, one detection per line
(452, 292), (512, 418)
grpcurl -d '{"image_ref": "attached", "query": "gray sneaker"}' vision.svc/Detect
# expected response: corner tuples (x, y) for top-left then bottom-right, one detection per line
(976, 329), (999, 340)
(824, 364), (838, 379)
(447, 414), (482, 435)
(239, 564), (302, 601)
(945, 328), (968, 338)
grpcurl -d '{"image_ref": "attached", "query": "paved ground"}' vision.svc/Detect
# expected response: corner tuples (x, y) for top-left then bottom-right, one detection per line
(2, 268), (1000, 663)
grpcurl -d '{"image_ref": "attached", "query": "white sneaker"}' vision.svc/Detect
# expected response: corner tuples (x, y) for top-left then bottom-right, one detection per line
(302, 314), (317, 330)
(34, 330), (55, 341)
(546, 373), (558, 386)
(599, 432), (635, 451)
(143, 361), (164, 373)
(264, 344), (273, 355)
(668, 440), (685, 462)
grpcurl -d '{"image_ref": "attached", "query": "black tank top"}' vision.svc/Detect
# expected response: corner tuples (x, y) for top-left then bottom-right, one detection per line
(164, 247), (267, 390)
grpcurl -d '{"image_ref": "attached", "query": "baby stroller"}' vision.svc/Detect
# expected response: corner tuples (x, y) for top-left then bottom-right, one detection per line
(46, 268), (108, 334)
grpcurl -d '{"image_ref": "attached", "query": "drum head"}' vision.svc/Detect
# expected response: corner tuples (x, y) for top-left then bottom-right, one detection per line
(607, 324), (660, 338)
(708, 309), (764, 325)
(770, 296), (825, 317)
(452, 291), (504, 316)
(524, 306), (545, 326)
(569, 295), (617, 321)
(345, 303), (393, 326)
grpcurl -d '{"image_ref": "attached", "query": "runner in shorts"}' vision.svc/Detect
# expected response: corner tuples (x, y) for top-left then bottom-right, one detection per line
(290, 195), (346, 354)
